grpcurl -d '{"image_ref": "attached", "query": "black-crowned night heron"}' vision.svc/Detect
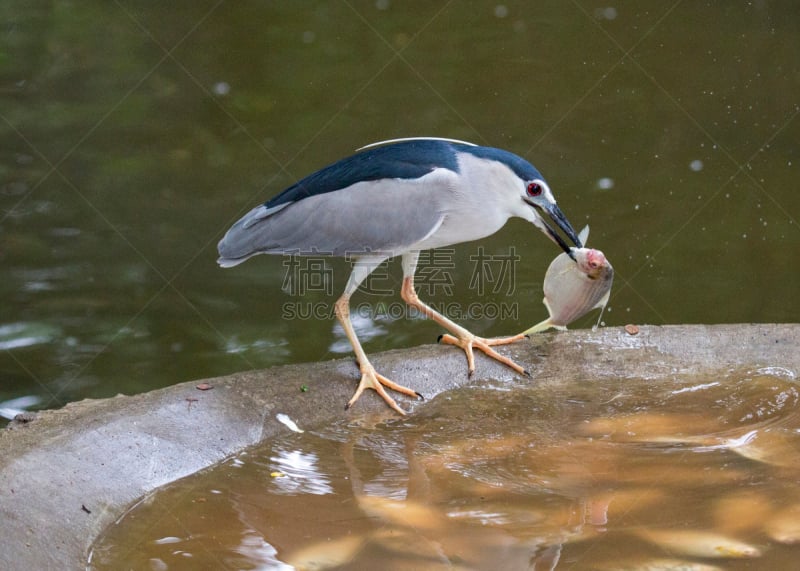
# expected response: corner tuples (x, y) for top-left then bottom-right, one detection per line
(218, 137), (582, 414)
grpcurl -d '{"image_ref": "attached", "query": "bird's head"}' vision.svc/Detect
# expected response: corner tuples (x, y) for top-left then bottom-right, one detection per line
(519, 177), (583, 258)
(461, 144), (583, 258)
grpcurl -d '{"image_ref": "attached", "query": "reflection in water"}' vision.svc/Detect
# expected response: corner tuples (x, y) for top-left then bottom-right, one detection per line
(235, 533), (292, 571)
(329, 314), (391, 354)
(0, 394), (41, 420)
(225, 335), (291, 358)
(91, 368), (800, 570)
(0, 322), (61, 350)
(269, 447), (333, 496)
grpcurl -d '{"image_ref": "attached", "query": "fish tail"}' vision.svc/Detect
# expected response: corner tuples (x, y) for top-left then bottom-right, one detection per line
(521, 319), (565, 336)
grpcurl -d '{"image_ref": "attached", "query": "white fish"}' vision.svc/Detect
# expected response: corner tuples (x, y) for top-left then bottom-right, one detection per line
(723, 428), (800, 468)
(599, 559), (724, 571)
(276, 413), (304, 433)
(712, 491), (773, 534)
(636, 529), (762, 558)
(523, 226), (613, 334)
(284, 535), (366, 570)
(356, 495), (443, 530)
(764, 503), (800, 544)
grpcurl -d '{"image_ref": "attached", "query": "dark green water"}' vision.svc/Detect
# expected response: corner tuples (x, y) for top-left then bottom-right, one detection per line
(1, 2), (799, 420)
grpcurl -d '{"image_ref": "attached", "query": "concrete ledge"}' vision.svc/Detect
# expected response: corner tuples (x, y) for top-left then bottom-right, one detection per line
(1, 324), (799, 570)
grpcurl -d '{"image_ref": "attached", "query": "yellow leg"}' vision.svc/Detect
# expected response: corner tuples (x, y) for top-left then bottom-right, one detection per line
(399, 277), (528, 377)
(334, 295), (422, 415)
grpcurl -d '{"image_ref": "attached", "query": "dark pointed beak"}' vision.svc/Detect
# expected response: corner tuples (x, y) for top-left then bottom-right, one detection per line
(537, 203), (583, 259)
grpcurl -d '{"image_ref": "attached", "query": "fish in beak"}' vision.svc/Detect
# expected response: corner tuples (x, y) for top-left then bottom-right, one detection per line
(535, 203), (583, 259)
(522, 225), (614, 335)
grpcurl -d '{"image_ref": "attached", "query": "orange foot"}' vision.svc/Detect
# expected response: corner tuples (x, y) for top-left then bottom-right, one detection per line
(438, 332), (529, 377)
(346, 363), (423, 415)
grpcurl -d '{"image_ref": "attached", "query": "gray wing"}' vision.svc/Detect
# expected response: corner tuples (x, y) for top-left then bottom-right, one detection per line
(217, 170), (453, 267)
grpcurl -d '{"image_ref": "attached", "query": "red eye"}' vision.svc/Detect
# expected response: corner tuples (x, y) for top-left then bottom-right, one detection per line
(527, 182), (543, 197)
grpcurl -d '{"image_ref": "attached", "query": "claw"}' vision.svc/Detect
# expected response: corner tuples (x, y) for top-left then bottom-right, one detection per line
(346, 364), (420, 415)
(398, 275), (529, 387)
(439, 332), (527, 376)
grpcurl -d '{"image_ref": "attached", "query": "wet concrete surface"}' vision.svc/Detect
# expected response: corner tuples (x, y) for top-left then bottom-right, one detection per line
(1, 324), (799, 570)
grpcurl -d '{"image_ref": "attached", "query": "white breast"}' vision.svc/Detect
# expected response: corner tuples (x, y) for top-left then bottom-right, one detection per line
(412, 153), (521, 251)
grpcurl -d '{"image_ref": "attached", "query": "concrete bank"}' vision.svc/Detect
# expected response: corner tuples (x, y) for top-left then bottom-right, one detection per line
(1, 324), (799, 570)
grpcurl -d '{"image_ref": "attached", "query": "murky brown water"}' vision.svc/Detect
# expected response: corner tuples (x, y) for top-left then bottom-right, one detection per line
(91, 368), (800, 570)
